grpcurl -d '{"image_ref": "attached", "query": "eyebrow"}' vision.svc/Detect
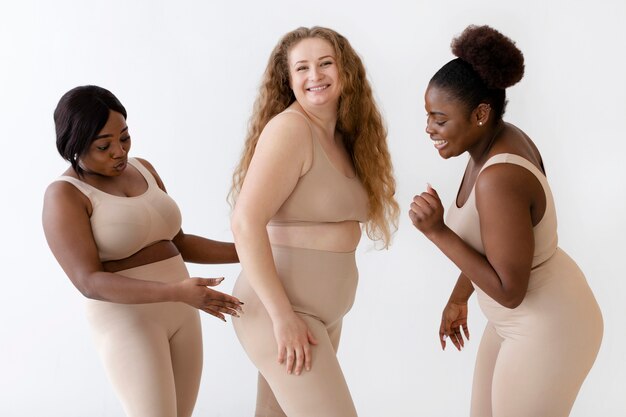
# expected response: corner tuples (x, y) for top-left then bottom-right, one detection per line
(293, 55), (335, 66)
(94, 126), (129, 140)
(428, 111), (447, 116)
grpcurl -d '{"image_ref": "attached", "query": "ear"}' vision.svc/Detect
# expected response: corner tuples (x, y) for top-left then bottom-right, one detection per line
(473, 103), (492, 127)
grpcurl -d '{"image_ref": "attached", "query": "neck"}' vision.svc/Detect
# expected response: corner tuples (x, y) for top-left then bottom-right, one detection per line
(293, 101), (338, 138)
(468, 120), (505, 163)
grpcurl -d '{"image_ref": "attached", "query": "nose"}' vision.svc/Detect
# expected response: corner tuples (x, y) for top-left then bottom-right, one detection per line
(309, 66), (322, 81)
(425, 119), (434, 135)
(110, 141), (127, 159)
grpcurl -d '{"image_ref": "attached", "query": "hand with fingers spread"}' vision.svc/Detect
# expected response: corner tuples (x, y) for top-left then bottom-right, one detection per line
(409, 183), (446, 238)
(273, 313), (318, 375)
(439, 301), (470, 351)
(176, 277), (244, 322)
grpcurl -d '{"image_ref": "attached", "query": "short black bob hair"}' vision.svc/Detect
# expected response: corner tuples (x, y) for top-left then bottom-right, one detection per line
(54, 85), (127, 176)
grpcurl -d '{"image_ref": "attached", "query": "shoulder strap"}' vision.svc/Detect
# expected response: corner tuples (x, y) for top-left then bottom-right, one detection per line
(54, 176), (95, 198)
(481, 153), (546, 180)
(280, 109), (315, 139)
(276, 109), (317, 174)
(127, 158), (158, 188)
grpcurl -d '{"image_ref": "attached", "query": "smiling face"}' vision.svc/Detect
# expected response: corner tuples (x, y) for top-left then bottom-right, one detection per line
(424, 85), (487, 159)
(78, 110), (131, 176)
(288, 37), (341, 109)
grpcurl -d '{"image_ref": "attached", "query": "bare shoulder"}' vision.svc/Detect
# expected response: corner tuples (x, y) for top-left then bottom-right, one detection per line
(44, 179), (85, 205)
(260, 110), (313, 147)
(475, 159), (539, 208)
(43, 179), (91, 222)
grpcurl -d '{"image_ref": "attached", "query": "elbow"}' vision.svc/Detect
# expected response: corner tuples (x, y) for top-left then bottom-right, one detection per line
(77, 282), (98, 300)
(230, 210), (263, 241)
(499, 292), (525, 309)
(501, 299), (522, 309)
(72, 275), (101, 301)
(230, 214), (245, 241)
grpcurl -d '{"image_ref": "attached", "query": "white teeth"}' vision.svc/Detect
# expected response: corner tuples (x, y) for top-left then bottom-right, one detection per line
(308, 85), (328, 92)
(433, 140), (447, 145)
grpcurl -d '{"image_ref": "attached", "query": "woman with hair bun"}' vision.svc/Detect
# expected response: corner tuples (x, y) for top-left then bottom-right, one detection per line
(409, 25), (602, 416)
(230, 26), (398, 416)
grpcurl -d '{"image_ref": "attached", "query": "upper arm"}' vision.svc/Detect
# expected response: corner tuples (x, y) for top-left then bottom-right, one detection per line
(42, 182), (104, 293)
(475, 164), (536, 301)
(232, 113), (313, 227)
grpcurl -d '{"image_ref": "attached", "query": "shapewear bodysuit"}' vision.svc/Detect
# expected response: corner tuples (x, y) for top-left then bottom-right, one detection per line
(232, 109), (369, 417)
(446, 153), (603, 417)
(56, 158), (202, 417)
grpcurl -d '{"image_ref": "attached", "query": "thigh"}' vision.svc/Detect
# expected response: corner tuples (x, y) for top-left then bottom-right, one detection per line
(94, 320), (177, 417)
(470, 323), (502, 417)
(256, 373), (288, 417)
(491, 337), (585, 417)
(260, 315), (357, 417)
(170, 309), (203, 417)
(253, 319), (345, 417)
(235, 305), (357, 417)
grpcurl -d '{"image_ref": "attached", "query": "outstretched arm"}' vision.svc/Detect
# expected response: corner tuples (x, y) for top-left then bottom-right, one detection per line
(173, 232), (238, 264)
(42, 177), (241, 321)
(137, 158), (239, 264)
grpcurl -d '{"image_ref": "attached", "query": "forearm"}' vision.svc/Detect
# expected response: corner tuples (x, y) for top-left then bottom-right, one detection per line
(176, 233), (239, 264)
(427, 226), (513, 306)
(232, 224), (293, 321)
(448, 273), (475, 304)
(77, 271), (178, 304)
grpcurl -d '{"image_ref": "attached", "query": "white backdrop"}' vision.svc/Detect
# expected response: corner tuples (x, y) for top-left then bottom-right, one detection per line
(1, 0), (624, 416)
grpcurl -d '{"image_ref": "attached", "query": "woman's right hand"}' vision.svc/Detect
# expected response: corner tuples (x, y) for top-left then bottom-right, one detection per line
(439, 301), (470, 351)
(272, 313), (318, 375)
(175, 277), (243, 321)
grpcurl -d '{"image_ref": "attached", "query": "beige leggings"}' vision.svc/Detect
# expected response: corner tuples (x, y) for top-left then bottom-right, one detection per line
(470, 249), (603, 417)
(86, 255), (203, 417)
(233, 245), (359, 417)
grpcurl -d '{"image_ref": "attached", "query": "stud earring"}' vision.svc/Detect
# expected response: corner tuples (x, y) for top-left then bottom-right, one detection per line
(478, 121), (483, 126)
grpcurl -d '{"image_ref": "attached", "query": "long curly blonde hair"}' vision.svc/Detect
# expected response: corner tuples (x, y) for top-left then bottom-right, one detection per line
(230, 26), (398, 247)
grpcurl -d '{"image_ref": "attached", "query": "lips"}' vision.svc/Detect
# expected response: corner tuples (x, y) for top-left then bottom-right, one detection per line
(307, 84), (330, 92)
(113, 160), (127, 170)
(431, 139), (448, 150)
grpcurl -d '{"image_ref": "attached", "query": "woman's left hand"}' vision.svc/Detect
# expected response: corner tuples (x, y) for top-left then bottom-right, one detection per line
(409, 184), (445, 236)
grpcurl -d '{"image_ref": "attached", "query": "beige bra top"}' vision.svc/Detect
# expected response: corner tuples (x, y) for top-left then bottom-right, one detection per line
(55, 158), (182, 262)
(269, 110), (369, 226)
(446, 153), (558, 267)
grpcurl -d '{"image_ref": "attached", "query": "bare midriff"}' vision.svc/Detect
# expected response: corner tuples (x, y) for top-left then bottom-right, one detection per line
(267, 220), (361, 253)
(102, 240), (180, 273)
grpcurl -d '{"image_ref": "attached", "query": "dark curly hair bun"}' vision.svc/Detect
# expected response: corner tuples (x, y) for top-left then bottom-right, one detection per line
(451, 25), (524, 90)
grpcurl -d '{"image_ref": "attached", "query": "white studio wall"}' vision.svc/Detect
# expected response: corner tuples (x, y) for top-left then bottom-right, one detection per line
(0, 0), (624, 416)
